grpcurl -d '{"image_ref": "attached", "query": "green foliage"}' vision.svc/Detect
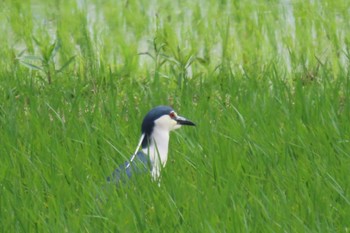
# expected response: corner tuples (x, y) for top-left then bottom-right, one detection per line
(1, 0), (350, 232)
(18, 39), (76, 84)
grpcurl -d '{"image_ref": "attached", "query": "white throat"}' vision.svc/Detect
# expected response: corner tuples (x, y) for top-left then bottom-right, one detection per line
(142, 128), (170, 179)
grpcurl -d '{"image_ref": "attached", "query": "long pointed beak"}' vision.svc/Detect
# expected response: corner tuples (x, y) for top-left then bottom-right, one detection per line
(175, 116), (196, 126)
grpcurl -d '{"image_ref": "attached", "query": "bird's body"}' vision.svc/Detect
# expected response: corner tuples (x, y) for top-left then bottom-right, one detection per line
(107, 151), (150, 183)
(108, 106), (195, 183)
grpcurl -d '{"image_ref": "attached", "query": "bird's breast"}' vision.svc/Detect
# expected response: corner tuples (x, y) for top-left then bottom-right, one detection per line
(142, 129), (170, 179)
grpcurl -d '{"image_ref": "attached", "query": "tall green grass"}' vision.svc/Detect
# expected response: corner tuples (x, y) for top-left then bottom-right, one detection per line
(1, 0), (350, 232)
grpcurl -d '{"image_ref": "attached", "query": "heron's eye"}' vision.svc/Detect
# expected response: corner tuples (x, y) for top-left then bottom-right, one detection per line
(169, 111), (176, 119)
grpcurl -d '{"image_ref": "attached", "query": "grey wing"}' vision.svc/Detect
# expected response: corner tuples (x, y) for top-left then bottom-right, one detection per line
(107, 151), (151, 184)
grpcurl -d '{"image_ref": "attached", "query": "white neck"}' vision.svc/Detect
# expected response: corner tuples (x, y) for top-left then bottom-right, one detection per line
(142, 128), (170, 179)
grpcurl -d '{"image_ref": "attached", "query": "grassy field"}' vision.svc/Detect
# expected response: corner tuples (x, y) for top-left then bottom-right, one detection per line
(1, 0), (350, 232)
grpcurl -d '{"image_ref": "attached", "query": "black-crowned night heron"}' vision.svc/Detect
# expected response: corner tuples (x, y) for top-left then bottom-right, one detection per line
(108, 106), (195, 183)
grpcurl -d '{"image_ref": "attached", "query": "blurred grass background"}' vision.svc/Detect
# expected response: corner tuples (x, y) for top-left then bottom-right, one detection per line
(0, 0), (350, 232)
